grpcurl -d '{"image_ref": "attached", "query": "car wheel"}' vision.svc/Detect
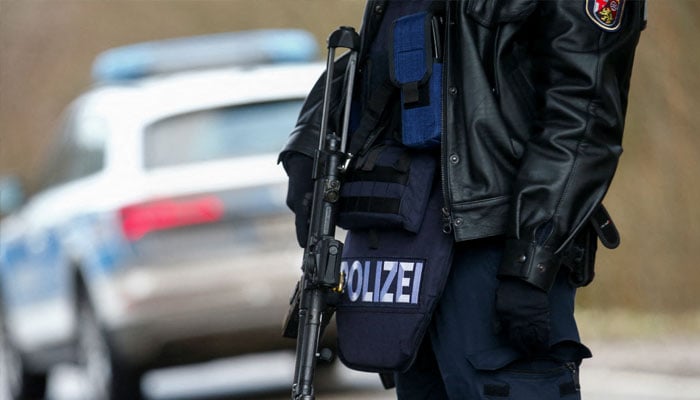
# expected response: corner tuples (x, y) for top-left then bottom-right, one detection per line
(0, 309), (47, 400)
(77, 299), (143, 400)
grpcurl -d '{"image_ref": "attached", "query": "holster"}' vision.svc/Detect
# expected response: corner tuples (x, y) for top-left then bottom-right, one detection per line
(561, 205), (620, 287)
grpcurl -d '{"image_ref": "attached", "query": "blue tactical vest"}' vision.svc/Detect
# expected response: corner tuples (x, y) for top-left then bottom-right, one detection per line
(335, 0), (452, 372)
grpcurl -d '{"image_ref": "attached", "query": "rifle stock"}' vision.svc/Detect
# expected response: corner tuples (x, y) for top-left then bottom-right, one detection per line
(285, 27), (360, 400)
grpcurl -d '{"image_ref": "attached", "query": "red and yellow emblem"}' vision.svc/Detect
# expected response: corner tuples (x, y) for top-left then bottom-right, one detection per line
(586, 0), (626, 32)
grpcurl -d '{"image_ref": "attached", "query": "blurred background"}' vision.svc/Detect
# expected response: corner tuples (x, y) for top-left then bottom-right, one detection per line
(1, 1), (699, 399)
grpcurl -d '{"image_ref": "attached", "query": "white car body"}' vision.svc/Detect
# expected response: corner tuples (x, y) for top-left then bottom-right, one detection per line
(0, 61), (324, 373)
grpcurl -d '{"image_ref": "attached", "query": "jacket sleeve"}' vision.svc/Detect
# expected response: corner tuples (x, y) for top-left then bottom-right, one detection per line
(498, 0), (644, 290)
(278, 53), (351, 169)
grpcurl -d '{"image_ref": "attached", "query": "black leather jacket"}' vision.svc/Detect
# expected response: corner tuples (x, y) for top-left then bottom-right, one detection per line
(280, 0), (644, 289)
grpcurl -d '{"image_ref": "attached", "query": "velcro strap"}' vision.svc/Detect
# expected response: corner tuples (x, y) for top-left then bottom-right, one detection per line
(344, 166), (409, 185)
(393, 152), (412, 172)
(403, 81), (420, 105)
(339, 196), (401, 215)
(358, 144), (386, 171)
(348, 81), (397, 158)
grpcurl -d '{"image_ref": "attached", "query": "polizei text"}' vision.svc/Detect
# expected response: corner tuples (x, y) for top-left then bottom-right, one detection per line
(340, 259), (424, 305)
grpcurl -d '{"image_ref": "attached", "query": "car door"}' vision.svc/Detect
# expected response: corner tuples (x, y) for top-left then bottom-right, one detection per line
(0, 103), (110, 354)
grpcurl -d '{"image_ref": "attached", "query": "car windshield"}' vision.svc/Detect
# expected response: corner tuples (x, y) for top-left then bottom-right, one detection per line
(143, 99), (303, 169)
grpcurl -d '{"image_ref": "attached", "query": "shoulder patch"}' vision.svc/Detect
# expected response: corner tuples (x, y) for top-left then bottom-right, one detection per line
(586, 0), (626, 32)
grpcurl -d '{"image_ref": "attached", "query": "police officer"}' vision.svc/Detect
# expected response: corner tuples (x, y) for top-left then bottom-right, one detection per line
(280, 0), (644, 398)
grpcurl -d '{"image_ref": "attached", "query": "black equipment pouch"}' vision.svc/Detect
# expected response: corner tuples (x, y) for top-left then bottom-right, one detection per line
(562, 205), (620, 287)
(335, 185), (453, 373)
(336, 139), (437, 233)
(389, 11), (444, 149)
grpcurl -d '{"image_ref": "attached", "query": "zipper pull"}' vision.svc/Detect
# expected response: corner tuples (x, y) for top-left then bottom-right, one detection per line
(566, 362), (581, 392)
(441, 207), (453, 234)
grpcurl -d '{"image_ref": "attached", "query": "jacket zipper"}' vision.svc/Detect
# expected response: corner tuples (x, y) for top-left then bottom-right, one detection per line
(441, 206), (453, 234)
(440, 0), (453, 235)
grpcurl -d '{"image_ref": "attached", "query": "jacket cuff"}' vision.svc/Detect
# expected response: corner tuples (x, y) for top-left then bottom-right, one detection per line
(498, 239), (561, 292)
(277, 124), (321, 165)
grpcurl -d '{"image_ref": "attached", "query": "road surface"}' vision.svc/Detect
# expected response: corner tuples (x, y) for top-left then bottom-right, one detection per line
(38, 338), (700, 400)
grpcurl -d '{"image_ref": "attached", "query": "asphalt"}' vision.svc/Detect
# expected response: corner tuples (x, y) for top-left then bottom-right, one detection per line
(38, 337), (700, 400)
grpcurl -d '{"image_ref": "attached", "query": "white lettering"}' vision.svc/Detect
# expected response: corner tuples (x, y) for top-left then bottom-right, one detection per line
(341, 258), (423, 305)
(380, 261), (397, 303)
(374, 261), (382, 303)
(411, 262), (423, 304)
(396, 262), (414, 303)
(347, 260), (363, 302)
(361, 261), (374, 302)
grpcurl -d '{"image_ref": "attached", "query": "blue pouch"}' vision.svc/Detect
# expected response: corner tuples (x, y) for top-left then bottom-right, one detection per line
(335, 187), (454, 373)
(390, 12), (444, 149)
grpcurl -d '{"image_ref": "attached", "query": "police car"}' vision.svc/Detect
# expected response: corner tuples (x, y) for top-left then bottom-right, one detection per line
(0, 30), (323, 400)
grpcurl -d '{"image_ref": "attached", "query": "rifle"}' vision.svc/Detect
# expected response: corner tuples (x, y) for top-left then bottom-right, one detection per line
(283, 27), (360, 400)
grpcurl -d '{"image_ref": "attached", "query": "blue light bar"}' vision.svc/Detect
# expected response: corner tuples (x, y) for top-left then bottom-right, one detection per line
(92, 29), (320, 82)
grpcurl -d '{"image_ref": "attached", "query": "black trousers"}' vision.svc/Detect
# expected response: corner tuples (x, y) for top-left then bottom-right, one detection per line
(394, 239), (586, 400)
